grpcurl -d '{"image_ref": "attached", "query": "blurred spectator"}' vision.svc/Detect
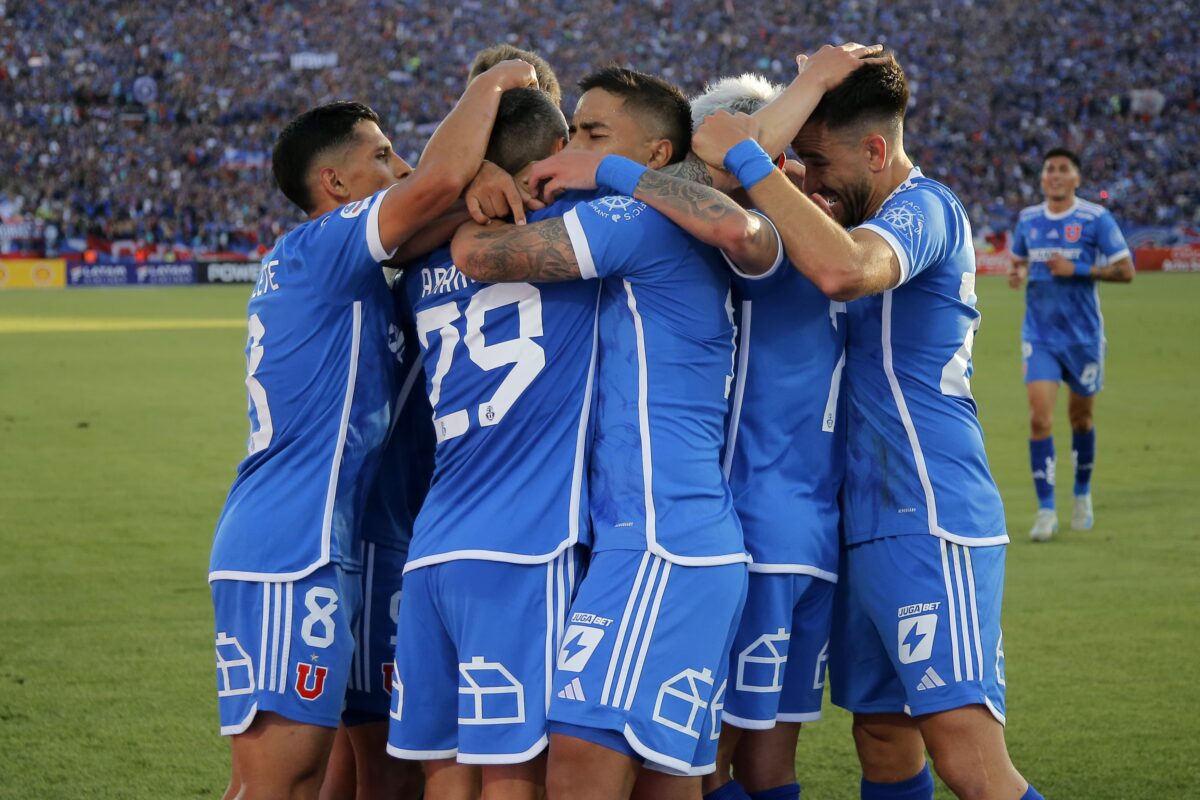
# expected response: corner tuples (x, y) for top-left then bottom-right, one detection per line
(1, 0), (1196, 254)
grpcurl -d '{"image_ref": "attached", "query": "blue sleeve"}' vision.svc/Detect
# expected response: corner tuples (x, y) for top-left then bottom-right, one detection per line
(1010, 217), (1029, 258)
(561, 194), (684, 280)
(1096, 211), (1131, 262)
(857, 187), (951, 285)
(298, 186), (397, 300)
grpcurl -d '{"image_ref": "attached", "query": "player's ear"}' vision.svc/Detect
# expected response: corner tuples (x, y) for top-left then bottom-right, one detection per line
(316, 166), (351, 205)
(863, 133), (888, 173)
(550, 136), (567, 156)
(646, 138), (673, 170)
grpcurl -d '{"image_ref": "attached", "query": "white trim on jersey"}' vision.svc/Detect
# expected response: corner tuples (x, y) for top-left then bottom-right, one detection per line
(722, 300), (752, 480)
(721, 210), (785, 280)
(386, 744), (459, 761)
(859, 223), (912, 286)
(746, 562), (838, 582)
(880, 292), (1010, 547)
(457, 734), (549, 765)
(366, 185), (398, 263)
(563, 207), (597, 279)
(209, 302), (368, 583)
(1041, 199), (1077, 221)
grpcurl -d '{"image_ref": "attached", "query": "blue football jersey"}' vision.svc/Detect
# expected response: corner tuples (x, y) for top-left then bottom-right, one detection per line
(210, 187), (400, 581)
(1010, 199), (1131, 345)
(723, 239), (846, 580)
(400, 195), (601, 571)
(843, 168), (1007, 547)
(563, 194), (745, 565)
(358, 289), (435, 557)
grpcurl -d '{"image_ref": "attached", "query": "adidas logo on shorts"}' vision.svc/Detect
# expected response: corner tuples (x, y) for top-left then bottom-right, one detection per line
(557, 677), (586, 702)
(915, 666), (946, 691)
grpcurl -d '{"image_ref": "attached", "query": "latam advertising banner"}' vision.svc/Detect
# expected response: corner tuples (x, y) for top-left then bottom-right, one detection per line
(66, 262), (197, 286)
(0, 258), (66, 289)
(1133, 244), (1200, 272)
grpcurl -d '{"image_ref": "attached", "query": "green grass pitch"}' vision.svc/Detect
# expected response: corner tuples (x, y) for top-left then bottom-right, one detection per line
(1, 276), (1197, 798)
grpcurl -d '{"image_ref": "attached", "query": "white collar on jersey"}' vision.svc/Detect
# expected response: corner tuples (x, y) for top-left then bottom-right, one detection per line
(1041, 199), (1079, 221)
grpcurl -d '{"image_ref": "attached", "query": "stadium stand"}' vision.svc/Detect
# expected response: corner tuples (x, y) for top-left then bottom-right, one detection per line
(1, 0), (1197, 255)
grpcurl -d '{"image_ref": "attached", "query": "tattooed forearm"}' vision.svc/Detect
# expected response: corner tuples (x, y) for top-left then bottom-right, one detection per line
(659, 152), (715, 186)
(1090, 256), (1134, 283)
(454, 219), (582, 283)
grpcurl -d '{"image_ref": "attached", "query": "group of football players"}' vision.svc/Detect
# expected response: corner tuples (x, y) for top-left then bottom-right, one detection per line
(207, 40), (1056, 800)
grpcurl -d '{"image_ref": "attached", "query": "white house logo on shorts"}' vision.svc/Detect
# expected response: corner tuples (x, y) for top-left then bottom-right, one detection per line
(881, 200), (925, 241)
(897, 614), (937, 664)
(590, 195), (646, 222)
(389, 660), (404, 721)
(709, 679), (726, 740)
(653, 667), (714, 739)
(736, 628), (790, 693)
(214, 633), (255, 697)
(459, 656), (525, 725)
(558, 624), (605, 672)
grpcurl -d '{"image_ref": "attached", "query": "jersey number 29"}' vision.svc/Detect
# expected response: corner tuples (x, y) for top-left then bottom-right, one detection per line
(416, 284), (546, 443)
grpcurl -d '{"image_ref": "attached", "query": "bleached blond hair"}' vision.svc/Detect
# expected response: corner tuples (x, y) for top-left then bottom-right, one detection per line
(690, 73), (785, 128)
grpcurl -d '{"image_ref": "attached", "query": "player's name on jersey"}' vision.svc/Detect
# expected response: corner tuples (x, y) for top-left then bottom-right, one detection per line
(252, 259), (281, 299)
(419, 264), (474, 298)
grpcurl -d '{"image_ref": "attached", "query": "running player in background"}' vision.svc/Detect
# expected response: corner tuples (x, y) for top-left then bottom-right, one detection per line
(690, 54), (1044, 800)
(1008, 147), (1134, 541)
(452, 67), (746, 800)
(386, 87), (585, 800)
(207, 59), (537, 800)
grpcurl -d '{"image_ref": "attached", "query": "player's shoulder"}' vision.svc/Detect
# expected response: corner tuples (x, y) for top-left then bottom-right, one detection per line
(1018, 202), (1046, 220)
(1074, 198), (1109, 221)
(888, 169), (965, 215)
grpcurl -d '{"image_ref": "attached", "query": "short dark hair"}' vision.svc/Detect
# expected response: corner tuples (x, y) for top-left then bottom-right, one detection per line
(486, 88), (569, 174)
(272, 101), (379, 213)
(807, 52), (909, 132)
(469, 44), (562, 106)
(1043, 146), (1081, 171)
(578, 66), (692, 164)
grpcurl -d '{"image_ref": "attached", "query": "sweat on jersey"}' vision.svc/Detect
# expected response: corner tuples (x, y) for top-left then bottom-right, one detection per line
(722, 218), (845, 581)
(209, 186), (400, 582)
(398, 193), (602, 572)
(1010, 199), (1131, 346)
(563, 194), (746, 566)
(842, 168), (1007, 547)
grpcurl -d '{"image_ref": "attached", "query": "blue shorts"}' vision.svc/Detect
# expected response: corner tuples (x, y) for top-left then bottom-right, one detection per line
(212, 562), (362, 735)
(829, 536), (1007, 724)
(547, 550), (748, 776)
(343, 543), (406, 726)
(723, 573), (833, 730)
(387, 549), (580, 765)
(1022, 339), (1104, 396)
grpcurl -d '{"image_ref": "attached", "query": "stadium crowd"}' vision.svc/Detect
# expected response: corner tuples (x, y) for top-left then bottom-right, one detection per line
(1, 0), (1197, 253)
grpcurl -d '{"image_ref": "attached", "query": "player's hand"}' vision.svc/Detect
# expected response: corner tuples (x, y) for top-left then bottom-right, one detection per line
(795, 43), (886, 90)
(464, 161), (541, 225)
(782, 158), (806, 191)
(693, 111), (761, 172)
(1047, 254), (1075, 277)
(526, 150), (604, 203)
(482, 59), (539, 91)
(1008, 262), (1027, 289)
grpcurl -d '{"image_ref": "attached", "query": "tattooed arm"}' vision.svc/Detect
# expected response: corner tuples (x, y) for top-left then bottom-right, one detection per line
(631, 169), (781, 276)
(450, 218), (582, 283)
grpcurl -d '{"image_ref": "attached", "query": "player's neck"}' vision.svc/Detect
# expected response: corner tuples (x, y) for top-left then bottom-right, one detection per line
(872, 151), (916, 216)
(1045, 195), (1076, 215)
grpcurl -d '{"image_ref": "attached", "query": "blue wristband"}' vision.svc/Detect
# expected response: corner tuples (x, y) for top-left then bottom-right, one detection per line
(1074, 261), (1092, 278)
(595, 155), (647, 197)
(723, 139), (775, 190)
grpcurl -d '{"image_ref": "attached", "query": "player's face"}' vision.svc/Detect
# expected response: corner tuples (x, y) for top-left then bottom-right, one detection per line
(338, 120), (412, 202)
(1041, 156), (1080, 202)
(791, 123), (875, 227)
(566, 89), (662, 165)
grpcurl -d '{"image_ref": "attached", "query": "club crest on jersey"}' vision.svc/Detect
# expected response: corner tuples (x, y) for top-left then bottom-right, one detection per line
(590, 195), (646, 222)
(295, 662), (329, 700)
(1064, 223), (1082, 242)
(880, 199), (925, 241)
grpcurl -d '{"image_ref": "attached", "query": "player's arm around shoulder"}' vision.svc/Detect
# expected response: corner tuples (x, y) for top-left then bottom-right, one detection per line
(377, 60), (538, 255)
(450, 216), (582, 283)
